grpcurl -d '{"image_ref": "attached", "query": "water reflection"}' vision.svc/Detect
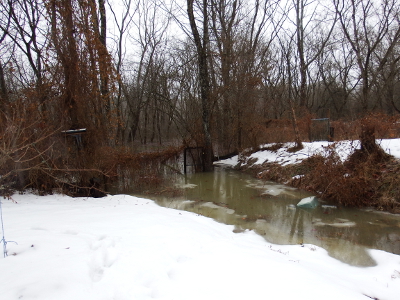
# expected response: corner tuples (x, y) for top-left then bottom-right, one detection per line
(133, 166), (400, 267)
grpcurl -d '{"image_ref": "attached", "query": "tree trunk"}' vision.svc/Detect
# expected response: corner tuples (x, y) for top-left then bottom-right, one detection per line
(187, 0), (214, 171)
(0, 61), (7, 113)
(63, 0), (80, 129)
(97, 0), (110, 107)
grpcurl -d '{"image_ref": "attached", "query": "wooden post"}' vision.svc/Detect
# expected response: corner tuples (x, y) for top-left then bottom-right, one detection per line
(184, 148), (187, 174)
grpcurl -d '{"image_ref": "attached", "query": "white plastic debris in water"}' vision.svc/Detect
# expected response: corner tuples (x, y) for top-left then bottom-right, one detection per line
(175, 183), (197, 189)
(322, 205), (337, 209)
(297, 196), (319, 209)
(313, 218), (356, 228)
(201, 202), (236, 214)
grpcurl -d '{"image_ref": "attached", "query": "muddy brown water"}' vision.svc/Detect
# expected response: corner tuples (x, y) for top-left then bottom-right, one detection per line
(117, 166), (400, 267)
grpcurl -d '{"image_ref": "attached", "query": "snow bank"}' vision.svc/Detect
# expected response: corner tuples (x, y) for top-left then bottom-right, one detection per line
(215, 138), (400, 167)
(0, 194), (399, 300)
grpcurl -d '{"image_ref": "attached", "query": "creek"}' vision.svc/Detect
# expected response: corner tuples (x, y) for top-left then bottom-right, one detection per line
(116, 165), (400, 267)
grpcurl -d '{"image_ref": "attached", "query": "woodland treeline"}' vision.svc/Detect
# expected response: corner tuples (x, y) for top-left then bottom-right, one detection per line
(1, 0), (400, 193)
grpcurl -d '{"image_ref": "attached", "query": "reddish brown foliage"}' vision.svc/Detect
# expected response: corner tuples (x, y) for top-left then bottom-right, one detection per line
(290, 146), (399, 211)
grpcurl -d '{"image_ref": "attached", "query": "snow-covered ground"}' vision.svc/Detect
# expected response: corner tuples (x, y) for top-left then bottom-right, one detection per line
(0, 194), (399, 300)
(0, 139), (400, 300)
(215, 138), (400, 167)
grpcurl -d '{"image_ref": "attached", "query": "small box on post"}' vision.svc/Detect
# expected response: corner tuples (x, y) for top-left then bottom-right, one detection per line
(61, 128), (87, 150)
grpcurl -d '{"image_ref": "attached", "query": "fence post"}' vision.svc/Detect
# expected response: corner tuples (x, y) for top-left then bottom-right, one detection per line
(0, 200), (17, 258)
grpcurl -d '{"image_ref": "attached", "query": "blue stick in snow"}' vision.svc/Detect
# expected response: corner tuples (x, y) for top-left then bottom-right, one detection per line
(0, 200), (17, 258)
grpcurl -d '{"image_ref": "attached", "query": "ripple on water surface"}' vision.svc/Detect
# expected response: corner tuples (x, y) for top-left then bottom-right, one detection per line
(134, 166), (400, 267)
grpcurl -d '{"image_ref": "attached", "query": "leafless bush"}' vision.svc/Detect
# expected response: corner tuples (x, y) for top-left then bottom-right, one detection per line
(0, 102), (60, 195)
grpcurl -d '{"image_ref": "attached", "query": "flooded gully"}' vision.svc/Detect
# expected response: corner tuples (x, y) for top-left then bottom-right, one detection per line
(132, 166), (400, 267)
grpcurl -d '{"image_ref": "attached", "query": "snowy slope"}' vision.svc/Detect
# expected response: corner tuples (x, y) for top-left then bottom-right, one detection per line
(215, 138), (400, 167)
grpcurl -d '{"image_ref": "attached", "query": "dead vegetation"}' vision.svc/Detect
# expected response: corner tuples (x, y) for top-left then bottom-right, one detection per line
(84, 145), (185, 195)
(290, 152), (400, 213)
(0, 114), (184, 197)
(239, 114), (400, 213)
(252, 147), (400, 213)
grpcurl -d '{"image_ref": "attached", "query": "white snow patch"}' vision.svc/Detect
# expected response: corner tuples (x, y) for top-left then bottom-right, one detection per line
(215, 138), (400, 167)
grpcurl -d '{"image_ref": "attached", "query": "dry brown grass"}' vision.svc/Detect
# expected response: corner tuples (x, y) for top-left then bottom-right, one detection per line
(288, 145), (400, 212)
(240, 112), (400, 212)
(251, 112), (400, 147)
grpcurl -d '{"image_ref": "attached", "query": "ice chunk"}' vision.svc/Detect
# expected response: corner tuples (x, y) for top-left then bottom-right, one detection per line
(297, 196), (319, 209)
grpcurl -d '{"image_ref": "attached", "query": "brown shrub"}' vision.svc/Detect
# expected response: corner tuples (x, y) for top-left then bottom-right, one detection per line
(242, 113), (400, 212)
(97, 145), (184, 194)
(331, 112), (400, 141)
(257, 163), (292, 183)
(260, 119), (294, 144)
(290, 144), (400, 211)
(251, 112), (400, 147)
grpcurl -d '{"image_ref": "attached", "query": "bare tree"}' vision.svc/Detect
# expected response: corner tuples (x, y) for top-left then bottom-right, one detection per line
(8, 0), (47, 86)
(315, 38), (358, 119)
(108, 0), (137, 105)
(187, 0), (214, 171)
(208, 0), (280, 152)
(277, 32), (304, 148)
(209, 0), (239, 152)
(115, 0), (170, 146)
(0, 0), (12, 113)
(0, 0), (51, 120)
(333, 0), (400, 112)
(88, 0), (111, 110)
(374, 25), (400, 114)
(284, 0), (337, 111)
